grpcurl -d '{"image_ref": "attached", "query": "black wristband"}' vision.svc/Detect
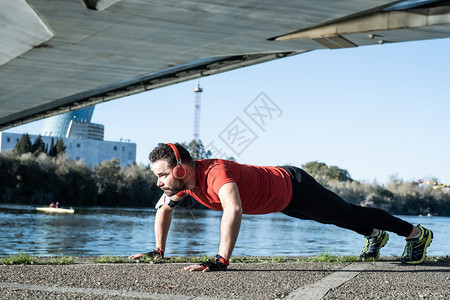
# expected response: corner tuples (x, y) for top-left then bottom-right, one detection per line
(167, 199), (179, 208)
(144, 247), (164, 258)
(199, 254), (229, 271)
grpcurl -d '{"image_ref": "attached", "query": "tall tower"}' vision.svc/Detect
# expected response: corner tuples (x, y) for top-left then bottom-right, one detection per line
(193, 81), (203, 141)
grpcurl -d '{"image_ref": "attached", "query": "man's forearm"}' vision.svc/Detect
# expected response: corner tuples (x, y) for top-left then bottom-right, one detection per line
(218, 207), (242, 260)
(154, 206), (173, 251)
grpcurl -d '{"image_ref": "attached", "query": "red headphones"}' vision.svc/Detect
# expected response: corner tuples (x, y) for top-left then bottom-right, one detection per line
(167, 143), (187, 179)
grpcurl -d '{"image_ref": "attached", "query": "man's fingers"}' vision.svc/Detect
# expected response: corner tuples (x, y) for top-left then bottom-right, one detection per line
(184, 265), (202, 271)
(184, 264), (208, 272)
(128, 253), (143, 260)
(183, 265), (196, 271)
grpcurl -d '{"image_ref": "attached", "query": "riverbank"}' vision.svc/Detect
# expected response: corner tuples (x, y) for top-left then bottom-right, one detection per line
(1, 257), (449, 299)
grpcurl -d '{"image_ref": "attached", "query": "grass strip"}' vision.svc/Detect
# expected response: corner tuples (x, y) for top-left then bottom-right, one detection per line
(302, 251), (360, 263)
(1, 253), (447, 265)
(0, 252), (40, 265)
(50, 256), (75, 265)
(0, 253), (75, 265)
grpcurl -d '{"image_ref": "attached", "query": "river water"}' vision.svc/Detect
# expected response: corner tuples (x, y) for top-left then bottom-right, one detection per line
(1, 204), (449, 257)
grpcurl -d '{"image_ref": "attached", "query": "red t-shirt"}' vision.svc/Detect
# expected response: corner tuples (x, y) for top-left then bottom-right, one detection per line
(177, 159), (292, 214)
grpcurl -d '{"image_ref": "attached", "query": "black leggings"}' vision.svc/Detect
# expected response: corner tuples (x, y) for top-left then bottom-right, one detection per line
(280, 166), (413, 237)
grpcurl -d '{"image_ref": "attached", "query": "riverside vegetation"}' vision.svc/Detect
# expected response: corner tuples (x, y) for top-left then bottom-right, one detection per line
(2, 252), (448, 265)
(1, 136), (449, 215)
(0, 252), (360, 265)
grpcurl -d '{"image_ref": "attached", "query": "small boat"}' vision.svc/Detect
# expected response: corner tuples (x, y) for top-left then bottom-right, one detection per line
(36, 207), (75, 214)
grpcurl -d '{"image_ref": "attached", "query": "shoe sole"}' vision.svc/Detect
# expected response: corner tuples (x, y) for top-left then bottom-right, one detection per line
(404, 230), (433, 264)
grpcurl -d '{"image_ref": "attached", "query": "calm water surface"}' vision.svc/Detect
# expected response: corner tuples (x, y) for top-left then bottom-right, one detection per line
(1, 204), (449, 257)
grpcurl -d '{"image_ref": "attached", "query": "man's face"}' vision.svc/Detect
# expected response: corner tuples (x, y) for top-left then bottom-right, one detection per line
(152, 159), (187, 196)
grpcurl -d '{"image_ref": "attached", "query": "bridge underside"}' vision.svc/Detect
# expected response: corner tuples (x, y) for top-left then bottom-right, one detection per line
(1, 0), (450, 130)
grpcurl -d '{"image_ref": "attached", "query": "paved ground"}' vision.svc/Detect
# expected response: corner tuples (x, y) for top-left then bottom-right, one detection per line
(0, 258), (449, 299)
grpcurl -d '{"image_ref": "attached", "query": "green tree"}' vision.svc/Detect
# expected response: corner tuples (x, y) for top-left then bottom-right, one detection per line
(302, 161), (352, 183)
(14, 153), (56, 204)
(0, 151), (20, 202)
(94, 158), (124, 206)
(54, 158), (97, 206)
(1, 149), (449, 214)
(122, 163), (160, 207)
(14, 133), (32, 155)
(55, 138), (66, 156)
(31, 135), (46, 156)
(184, 139), (212, 160)
(48, 138), (57, 157)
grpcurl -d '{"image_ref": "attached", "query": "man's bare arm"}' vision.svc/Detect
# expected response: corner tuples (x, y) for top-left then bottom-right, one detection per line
(184, 182), (242, 272)
(154, 202), (173, 252)
(218, 182), (242, 260)
(129, 194), (182, 259)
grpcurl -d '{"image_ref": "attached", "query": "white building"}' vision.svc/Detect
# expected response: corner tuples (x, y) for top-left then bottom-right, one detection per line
(0, 132), (136, 168)
(66, 119), (104, 141)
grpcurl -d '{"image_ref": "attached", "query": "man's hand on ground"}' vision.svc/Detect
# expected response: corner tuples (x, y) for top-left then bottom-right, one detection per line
(128, 248), (164, 260)
(184, 264), (210, 272)
(128, 253), (144, 260)
(184, 255), (229, 272)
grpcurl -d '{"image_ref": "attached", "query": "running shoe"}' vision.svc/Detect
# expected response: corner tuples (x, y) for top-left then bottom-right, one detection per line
(360, 230), (389, 261)
(401, 224), (433, 264)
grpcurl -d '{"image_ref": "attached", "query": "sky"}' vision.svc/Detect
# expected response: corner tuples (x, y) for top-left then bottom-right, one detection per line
(7, 38), (450, 185)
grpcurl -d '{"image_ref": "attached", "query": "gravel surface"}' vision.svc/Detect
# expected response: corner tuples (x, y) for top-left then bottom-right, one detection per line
(324, 261), (450, 300)
(0, 262), (345, 300)
(1, 259), (448, 300)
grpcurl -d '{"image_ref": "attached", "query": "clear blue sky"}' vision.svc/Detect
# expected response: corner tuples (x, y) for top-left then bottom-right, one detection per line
(9, 38), (450, 184)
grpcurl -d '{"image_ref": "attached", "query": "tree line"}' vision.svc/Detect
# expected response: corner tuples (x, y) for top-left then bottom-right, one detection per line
(14, 133), (67, 157)
(0, 150), (161, 207)
(1, 136), (161, 207)
(301, 161), (450, 216)
(1, 137), (449, 215)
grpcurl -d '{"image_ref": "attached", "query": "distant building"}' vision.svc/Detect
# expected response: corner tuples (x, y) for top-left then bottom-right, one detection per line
(40, 107), (95, 138)
(0, 132), (136, 168)
(0, 106), (136, 167)
(66, 119), (104, 141)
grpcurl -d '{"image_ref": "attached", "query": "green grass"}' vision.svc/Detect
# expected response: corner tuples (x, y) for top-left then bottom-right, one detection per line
(138, 255), (208, 264)
(1, 252), (40, 265)
(230, 257), (264, 263)
(137, 254), (164, 264)
(137, 255), (293, 264)
(230, 257), (292, 263)
(50, 256), (75, 265)
(0, 253), (76, 265)
(301, 251), (360, 263)
(1, 253), (445, 265)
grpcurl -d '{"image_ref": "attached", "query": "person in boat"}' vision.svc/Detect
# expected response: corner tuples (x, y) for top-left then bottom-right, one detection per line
(50, 202), (55, 208)
(129, 143), (433, 271)
(55, 202), (59, 209)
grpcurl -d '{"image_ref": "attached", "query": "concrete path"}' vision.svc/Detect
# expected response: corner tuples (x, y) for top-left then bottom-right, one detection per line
(0, 258), (449, 299)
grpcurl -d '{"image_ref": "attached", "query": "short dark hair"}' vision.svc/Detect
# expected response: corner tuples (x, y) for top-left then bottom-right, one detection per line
(149, 143), (193, 167)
